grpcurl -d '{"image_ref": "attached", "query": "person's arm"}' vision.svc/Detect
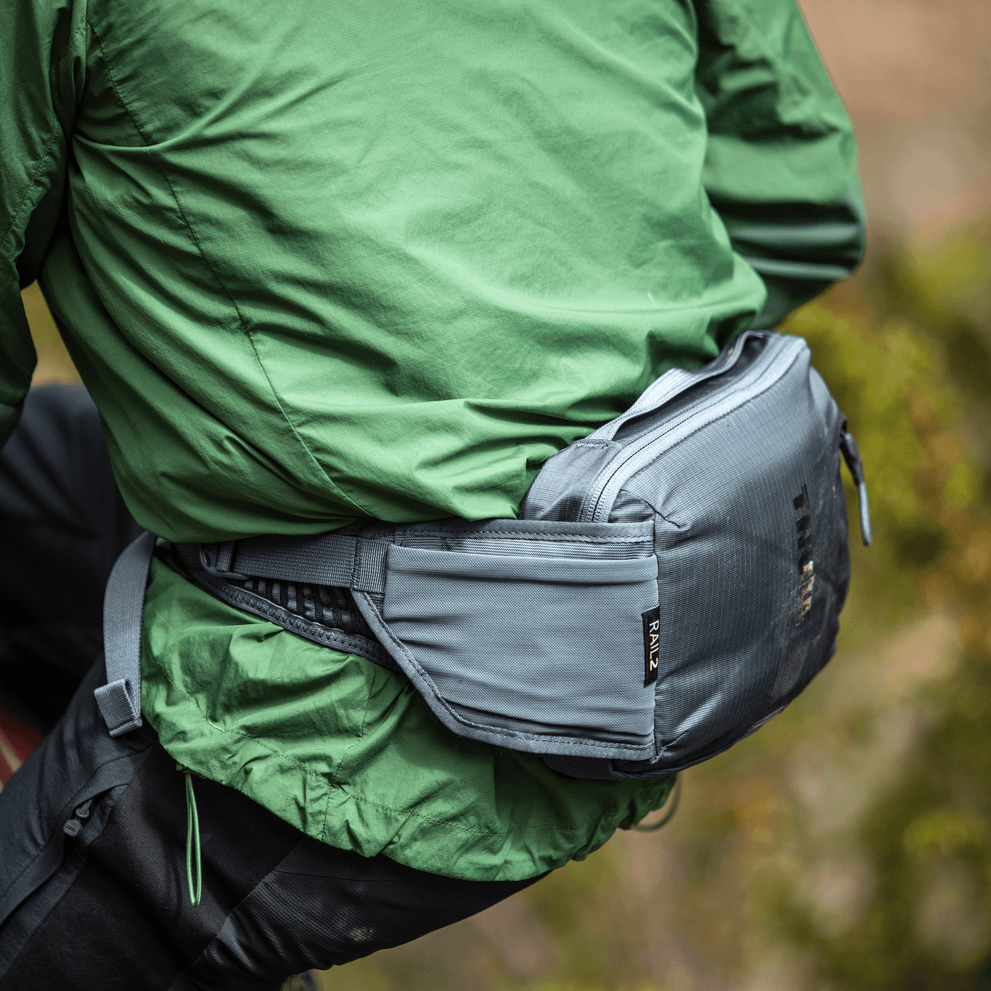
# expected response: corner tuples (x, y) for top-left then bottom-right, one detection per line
(696, 0), (865, 329)
(0, 0), (86, 445)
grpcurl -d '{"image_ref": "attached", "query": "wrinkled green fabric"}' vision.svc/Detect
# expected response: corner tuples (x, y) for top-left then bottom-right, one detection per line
(143, 551), (675, 880)
(3, 0), (862, 880)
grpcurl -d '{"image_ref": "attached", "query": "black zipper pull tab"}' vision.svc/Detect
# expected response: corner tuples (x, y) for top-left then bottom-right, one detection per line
(840, 428), (871, 546)
(63, 798), (94, 837)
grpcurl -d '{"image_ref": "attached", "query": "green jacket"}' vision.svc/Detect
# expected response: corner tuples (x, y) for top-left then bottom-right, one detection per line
(1, 0), (863, 879)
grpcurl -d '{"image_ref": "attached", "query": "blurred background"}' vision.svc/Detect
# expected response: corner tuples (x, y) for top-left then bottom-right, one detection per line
(20, 0), (991, 988)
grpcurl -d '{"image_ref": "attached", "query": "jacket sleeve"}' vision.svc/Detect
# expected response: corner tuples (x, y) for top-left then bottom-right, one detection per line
(0, 0), (86, 445)
(695, 0), (866, 328)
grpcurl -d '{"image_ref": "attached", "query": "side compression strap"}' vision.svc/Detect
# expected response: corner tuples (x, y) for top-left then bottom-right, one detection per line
(95, 530), (157, 736)
(188, 532), (388, 594)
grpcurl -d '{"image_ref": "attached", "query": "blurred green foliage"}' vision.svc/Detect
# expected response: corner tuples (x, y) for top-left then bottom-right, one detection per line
(769, 219), (991, 990)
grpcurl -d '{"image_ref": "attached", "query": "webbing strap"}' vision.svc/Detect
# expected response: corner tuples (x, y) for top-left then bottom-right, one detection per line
(94, 530), (156, 736)
(185, 532), (388, 594)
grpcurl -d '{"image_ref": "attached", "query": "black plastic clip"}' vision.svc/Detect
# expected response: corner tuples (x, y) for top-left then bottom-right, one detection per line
(198, 541), (249, 580)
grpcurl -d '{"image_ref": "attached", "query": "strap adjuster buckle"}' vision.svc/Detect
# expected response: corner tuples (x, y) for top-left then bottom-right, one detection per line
(198, 541), (249, 580)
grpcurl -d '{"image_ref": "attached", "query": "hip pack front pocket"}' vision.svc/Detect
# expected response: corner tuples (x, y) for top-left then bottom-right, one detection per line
(371, 545), (659, 759)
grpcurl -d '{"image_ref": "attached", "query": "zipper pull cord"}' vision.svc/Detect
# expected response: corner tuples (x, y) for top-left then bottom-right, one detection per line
(840, 428), (872, 546)
(184, 771), (202, 908)
(63, 798), (94, 837)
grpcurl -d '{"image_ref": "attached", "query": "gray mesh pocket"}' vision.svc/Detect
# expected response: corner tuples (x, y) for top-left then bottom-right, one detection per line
(373, 546), (659, 759)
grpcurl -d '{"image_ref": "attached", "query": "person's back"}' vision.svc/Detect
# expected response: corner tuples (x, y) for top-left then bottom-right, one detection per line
(27, 0), (816, 539)
(0, 0), (864, 985)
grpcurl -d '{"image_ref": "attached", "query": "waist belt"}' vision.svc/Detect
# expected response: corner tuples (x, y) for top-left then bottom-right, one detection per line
(95, 330), (871, 781)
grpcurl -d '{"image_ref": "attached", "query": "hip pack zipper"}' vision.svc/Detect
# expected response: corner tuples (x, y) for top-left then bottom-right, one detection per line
(580, 334), (804, 522)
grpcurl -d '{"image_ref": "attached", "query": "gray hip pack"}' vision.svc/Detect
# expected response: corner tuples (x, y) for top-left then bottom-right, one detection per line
(95, 330), (870, 780)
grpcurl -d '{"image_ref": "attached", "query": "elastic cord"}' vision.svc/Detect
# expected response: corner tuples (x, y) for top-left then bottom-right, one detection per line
(184, 771), (202, 907)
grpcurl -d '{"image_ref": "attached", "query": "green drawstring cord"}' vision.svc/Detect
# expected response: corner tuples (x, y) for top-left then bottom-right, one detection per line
(184, 771), (202, 907)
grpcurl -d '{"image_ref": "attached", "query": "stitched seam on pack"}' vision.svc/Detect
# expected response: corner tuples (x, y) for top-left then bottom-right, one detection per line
(386, 530), (650, 542)
(357, 594), (652, 755)
(359, 603), (656, 758)
(351, 539), (361, 591)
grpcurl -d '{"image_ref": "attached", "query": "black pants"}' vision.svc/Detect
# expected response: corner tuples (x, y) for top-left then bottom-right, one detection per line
(0, 387), (539, 989)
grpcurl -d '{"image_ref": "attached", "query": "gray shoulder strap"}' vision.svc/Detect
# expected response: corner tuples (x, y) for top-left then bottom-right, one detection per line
(94, 530), (157, 736)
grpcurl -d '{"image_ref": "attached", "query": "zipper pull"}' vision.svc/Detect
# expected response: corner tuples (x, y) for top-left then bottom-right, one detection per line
(63, 798), (94, 837)
(840, 428), (872, 546)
